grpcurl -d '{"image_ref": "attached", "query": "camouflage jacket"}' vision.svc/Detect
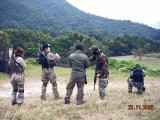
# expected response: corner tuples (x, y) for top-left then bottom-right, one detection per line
(96, 53), (109, 78)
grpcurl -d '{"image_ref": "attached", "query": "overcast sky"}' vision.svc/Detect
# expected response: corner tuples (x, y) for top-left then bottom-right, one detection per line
(66, 0), (160, 27)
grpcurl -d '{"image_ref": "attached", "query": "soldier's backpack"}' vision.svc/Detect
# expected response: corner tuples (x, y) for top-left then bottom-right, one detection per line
(9, 56), (23, 74)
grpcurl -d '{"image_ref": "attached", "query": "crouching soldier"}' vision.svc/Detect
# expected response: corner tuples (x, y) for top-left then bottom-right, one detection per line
(39, 44), (60, 100)
(9, 47), (27, 105)
(128, 64), (145, 94)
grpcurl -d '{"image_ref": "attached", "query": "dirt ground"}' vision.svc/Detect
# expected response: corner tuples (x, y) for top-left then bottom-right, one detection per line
(0, 76), (159, 104)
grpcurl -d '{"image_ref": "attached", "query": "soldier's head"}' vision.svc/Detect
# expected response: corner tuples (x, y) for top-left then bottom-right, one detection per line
(75, 44), (83, 51)
(135, 64), (141, 68)
(43, 44), (51, 53)
(15, 47), (23, 57)
(90, 45), (101, 55)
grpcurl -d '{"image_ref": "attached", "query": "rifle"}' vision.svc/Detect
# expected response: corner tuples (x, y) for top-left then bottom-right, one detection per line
(94, 56), (98, 90)
(84, 76), (87, 84)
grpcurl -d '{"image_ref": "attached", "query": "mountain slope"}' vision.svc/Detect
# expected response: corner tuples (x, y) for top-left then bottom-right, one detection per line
(0, 0), (160, 40)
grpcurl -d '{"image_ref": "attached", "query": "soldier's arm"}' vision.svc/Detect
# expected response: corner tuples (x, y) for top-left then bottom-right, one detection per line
(84, 55), (90, 68)
(16, 57), (27, 69)
(129, 71), (133, 78)
(142, 69), (145, 77)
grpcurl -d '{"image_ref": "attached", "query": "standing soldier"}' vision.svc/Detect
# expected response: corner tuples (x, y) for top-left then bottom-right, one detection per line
(128, 64), (145, 94)
(90, 45), (109, 102)
(39, 44), (60, 100)
(9, 47), (27, 105)
(64, 44), (90, 105)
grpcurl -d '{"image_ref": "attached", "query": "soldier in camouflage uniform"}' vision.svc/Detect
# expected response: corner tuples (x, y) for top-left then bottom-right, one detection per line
(39, 44), (60, 100)
(90, 45), (109, 101)
(9, 47), (27, 105)
(64, 44), (90, 105)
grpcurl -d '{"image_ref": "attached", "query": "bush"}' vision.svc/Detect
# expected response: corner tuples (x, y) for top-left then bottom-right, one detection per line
(109, 58), (135, 69)
(26, 58), (39, 65)
(109, 58), (160, 76)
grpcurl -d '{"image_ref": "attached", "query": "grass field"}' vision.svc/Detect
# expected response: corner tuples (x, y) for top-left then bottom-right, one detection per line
(0, 56), (160, 120)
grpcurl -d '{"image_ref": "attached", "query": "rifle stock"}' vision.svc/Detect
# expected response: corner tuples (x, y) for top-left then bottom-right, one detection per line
(94, 70), (97, 90)
(84, 76), (87, 84)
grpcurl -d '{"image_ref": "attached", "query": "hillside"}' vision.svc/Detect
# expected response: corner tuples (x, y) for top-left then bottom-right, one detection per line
(0, 0), (160, 40)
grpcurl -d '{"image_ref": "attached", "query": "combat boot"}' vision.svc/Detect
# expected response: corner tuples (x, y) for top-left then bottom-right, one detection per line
(76, 100), (85, 105)
(41, 86), (46, 100)
(17, 89), (24, 105)
(64, 99), (71, 104)
(11, 92), (17, 105)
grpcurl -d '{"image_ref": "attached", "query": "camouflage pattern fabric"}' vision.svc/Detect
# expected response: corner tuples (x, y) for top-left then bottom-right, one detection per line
(11, 73), (25, 105)
(97, 53), (109, 100)
(41, 68), (56, 83)
(99, 78), (108, 100)
(41, 68), (59, 100)
(128, 78), (144, 94)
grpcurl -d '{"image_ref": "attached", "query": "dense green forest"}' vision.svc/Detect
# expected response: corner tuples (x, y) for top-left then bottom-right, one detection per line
(0, 0), (160, 40)
(1, 29), (160, 64)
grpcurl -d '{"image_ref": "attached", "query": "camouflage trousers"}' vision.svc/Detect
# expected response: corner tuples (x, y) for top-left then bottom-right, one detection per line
(64, 77), (85, 103)
(99, 78), (108, 100)
(41, 68), (59, 100)
(11, 73), (25, 105)
(128, 78), (144, 94)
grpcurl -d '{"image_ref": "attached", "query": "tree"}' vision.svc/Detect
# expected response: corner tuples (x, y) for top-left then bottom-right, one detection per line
(0, 31), (11, 52)
(131, 48), (146, 61)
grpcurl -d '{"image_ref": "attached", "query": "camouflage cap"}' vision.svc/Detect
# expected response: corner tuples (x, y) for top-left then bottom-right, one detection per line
(47, 52), (54, 60)
(89, 45), (100, 54)
(47, 52), (60, 61)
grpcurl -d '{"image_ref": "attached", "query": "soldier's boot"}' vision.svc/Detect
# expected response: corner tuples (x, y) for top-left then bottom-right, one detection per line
(41, 87), (46, 100)
(137, 87), (143, 95)
(142, 86), (145, 92)
(64, 97), (71, 104)
(17, 88), (24, 105)
(11, 91), (17, 105)
(76, 100), (85, 105)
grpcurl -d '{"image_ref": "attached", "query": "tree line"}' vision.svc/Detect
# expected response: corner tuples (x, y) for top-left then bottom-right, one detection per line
(0, 29), (160, 63)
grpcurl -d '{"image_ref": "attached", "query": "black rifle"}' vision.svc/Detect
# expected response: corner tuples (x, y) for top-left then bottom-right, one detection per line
(84, 76), (87, 84)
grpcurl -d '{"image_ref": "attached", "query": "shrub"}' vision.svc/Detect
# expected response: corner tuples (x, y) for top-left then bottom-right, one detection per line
(26, 58), (39, 65)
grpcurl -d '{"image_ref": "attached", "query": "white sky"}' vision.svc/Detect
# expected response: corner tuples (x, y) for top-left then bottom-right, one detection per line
(66, 0), (160, 26)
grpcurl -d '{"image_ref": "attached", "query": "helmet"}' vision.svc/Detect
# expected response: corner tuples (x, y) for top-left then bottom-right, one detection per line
(90, 45), (100, 55)
(135, 64), (140, 68)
